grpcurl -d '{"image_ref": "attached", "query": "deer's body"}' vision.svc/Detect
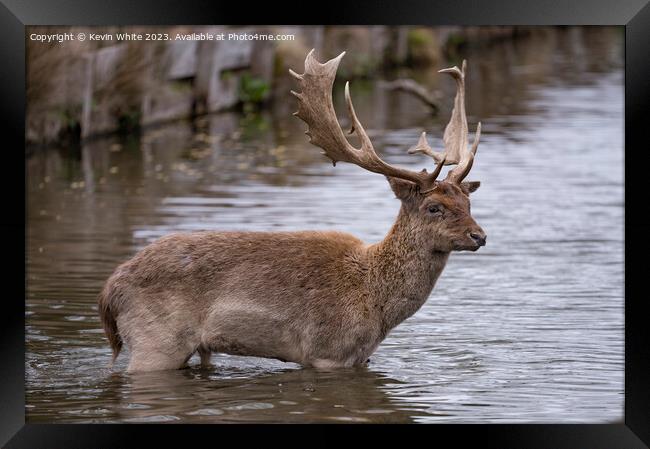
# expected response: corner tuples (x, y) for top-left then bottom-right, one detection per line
(100, 205), (450, 371)
(99, 51), (487, 372)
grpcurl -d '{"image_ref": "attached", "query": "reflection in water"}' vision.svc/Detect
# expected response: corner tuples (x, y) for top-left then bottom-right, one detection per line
(26, 28), (623, 423)
(110, 368), (418, 424)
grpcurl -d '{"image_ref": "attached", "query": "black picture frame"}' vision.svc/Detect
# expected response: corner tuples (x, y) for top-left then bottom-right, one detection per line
(5, 0), (649, 447)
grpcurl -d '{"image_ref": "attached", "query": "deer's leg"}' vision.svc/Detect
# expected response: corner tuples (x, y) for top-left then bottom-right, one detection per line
(127, 346), (194, 373)
(124, 329), (197, 372)
(311, 358), (349, 369)
(118, 300), (202, 373)
(197, 345), (212, 368)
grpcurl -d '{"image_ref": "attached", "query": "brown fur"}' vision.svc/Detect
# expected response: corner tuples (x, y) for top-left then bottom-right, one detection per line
(98, 178), (485, 372)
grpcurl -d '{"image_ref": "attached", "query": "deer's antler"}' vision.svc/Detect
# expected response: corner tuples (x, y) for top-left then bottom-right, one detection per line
(408, 60), (481, 184)
(290, 50), (445, 191)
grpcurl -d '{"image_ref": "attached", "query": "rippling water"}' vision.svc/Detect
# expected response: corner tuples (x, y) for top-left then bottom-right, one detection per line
(26, 28), (624, 423)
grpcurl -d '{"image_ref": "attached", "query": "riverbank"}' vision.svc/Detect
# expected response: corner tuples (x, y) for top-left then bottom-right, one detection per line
(27, 25), (574, 147)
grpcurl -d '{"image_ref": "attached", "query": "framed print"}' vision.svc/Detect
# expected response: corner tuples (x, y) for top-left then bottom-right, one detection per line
(4, 0), (649, 447)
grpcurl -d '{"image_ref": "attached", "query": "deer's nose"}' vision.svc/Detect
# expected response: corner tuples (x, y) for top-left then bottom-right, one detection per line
(469, 232), (486, 247)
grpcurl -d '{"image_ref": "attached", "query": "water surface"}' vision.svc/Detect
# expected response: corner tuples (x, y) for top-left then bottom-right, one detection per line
(26, 28), (624, 423)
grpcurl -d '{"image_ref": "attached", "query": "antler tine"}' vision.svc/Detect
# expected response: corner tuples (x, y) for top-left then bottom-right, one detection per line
(406, 59), (481, 185)
(344, 81), (373, 155)
(439, 59), (481, 184)
(406, 63), (466, 169)
(439, 60), (468, 169)
(420, 155), (447, 193)
(442, 60), (475, 184)
(291, 50), (443, 189)
(445, 121), (481, 184)
(407, 132), (446, 164)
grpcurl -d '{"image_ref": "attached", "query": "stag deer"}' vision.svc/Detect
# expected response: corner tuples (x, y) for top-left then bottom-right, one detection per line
(99, 50), (486, 372)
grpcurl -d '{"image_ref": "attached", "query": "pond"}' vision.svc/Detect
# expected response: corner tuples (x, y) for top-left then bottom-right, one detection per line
(26, 28), (624, 423)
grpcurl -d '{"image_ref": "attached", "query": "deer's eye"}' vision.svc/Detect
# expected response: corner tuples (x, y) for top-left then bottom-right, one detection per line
(428, 204), (442, 215)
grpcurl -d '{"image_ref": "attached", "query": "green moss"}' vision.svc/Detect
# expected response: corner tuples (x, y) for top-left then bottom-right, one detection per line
(444, 32), (468, 60)
(220, 70), (234, 81)
(238, 73), (270, 112)
(408, 28), (432, 48)
(407, 28), (439, 67)
(239, 113), (270, 140)
(446, 33), (467, 48)
(170, 79), (193, 92)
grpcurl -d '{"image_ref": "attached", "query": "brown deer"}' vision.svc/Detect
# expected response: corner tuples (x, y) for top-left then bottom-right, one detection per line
(98, 50), (486, 372)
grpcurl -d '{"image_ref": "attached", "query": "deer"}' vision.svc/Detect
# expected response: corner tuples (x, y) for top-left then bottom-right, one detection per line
(98, 50), (486, 372)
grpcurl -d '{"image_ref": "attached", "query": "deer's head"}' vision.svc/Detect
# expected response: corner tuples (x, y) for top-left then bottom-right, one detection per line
(291, 51), (486, 252)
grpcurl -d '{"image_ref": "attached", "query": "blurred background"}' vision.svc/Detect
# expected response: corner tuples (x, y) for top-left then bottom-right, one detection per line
(27, 25), (621, 146)
(26, 26), (623, 424)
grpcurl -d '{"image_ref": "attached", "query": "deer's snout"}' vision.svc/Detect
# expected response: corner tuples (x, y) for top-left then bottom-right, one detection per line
(469, 231), (486, 247)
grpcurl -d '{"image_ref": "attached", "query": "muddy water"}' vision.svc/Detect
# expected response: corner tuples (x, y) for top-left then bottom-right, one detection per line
(26, 28), (624, 423)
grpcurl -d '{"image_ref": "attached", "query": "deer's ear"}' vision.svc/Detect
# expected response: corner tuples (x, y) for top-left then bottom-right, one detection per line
(460, 181), (481, 195)
(387, 177), (418, 200)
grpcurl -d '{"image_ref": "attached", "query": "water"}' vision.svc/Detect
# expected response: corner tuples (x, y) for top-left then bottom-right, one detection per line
(26, 28), (624, 423)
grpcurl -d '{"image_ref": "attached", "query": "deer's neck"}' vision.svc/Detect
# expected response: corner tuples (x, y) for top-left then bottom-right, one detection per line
(366, 206), (450, 334)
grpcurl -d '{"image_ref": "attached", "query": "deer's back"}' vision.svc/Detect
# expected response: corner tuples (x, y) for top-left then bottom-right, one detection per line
(111, 230), (370, 311)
